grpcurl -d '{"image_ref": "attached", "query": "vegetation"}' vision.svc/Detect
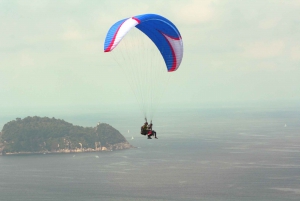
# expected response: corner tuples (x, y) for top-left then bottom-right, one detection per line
(0, 116), (128, 154)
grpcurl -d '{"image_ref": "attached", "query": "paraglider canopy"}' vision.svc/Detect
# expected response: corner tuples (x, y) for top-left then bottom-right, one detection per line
(104, 13), (183, 72)
(104, 13), (183, 122)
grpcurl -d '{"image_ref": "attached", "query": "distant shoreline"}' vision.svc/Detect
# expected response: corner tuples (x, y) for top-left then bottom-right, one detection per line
(1, 142), (135, 156)
(1, 149), (128, 156)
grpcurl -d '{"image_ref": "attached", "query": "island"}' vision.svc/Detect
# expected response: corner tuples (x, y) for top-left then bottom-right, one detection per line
(0, 116), (134, 155)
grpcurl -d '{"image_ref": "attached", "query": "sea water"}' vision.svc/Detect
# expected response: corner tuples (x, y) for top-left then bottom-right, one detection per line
(1, 107), (300, 201)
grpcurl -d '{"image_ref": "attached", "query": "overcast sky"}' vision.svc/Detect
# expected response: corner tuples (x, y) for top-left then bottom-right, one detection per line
(1, 0), (300, 118)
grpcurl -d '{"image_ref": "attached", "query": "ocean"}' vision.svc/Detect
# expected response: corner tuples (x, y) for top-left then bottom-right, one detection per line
(1, 107), (300, 201)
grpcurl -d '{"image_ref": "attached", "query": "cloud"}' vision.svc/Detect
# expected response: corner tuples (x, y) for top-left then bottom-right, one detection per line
(256, 61), (278, 70)
(284, 0), (300, 7)
(15, 0), (49, 12)
(61, 30), (83, 41)
(59, 18), (85, 41)
(259, 18), (279, 29)
(171, 0), (217, 24)
(20, 51), (35, 67)
(290, 45), (300, 61)
(240, 40), (285, 59)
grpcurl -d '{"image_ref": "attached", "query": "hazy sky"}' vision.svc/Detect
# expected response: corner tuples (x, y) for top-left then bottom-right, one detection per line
(1, 0), (300, 117)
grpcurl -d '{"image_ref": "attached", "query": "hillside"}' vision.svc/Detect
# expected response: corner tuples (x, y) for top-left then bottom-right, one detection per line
(0, 116), (133, 155)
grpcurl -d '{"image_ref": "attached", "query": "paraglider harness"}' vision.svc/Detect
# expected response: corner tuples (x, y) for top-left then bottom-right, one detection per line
(140, 126), (148, 135)
(140, 118), (149, 135)
(140, 119), (155, 136)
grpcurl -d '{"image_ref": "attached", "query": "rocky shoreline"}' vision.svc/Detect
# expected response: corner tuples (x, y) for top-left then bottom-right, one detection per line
(1, 142), (134, 156)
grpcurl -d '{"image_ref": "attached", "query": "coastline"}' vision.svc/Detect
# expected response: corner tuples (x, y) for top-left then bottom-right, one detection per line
(1, 142), (135, 156)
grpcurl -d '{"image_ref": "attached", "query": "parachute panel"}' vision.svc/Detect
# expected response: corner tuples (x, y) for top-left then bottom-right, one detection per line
(104, 18), (139, 52)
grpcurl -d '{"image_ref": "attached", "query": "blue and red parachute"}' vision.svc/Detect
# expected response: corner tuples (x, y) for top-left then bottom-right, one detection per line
(104, 14), (183, 121)
(104, 13), (183, 72)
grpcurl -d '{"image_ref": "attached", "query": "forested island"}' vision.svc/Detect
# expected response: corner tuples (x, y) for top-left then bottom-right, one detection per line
(0, 116), (133, 155)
